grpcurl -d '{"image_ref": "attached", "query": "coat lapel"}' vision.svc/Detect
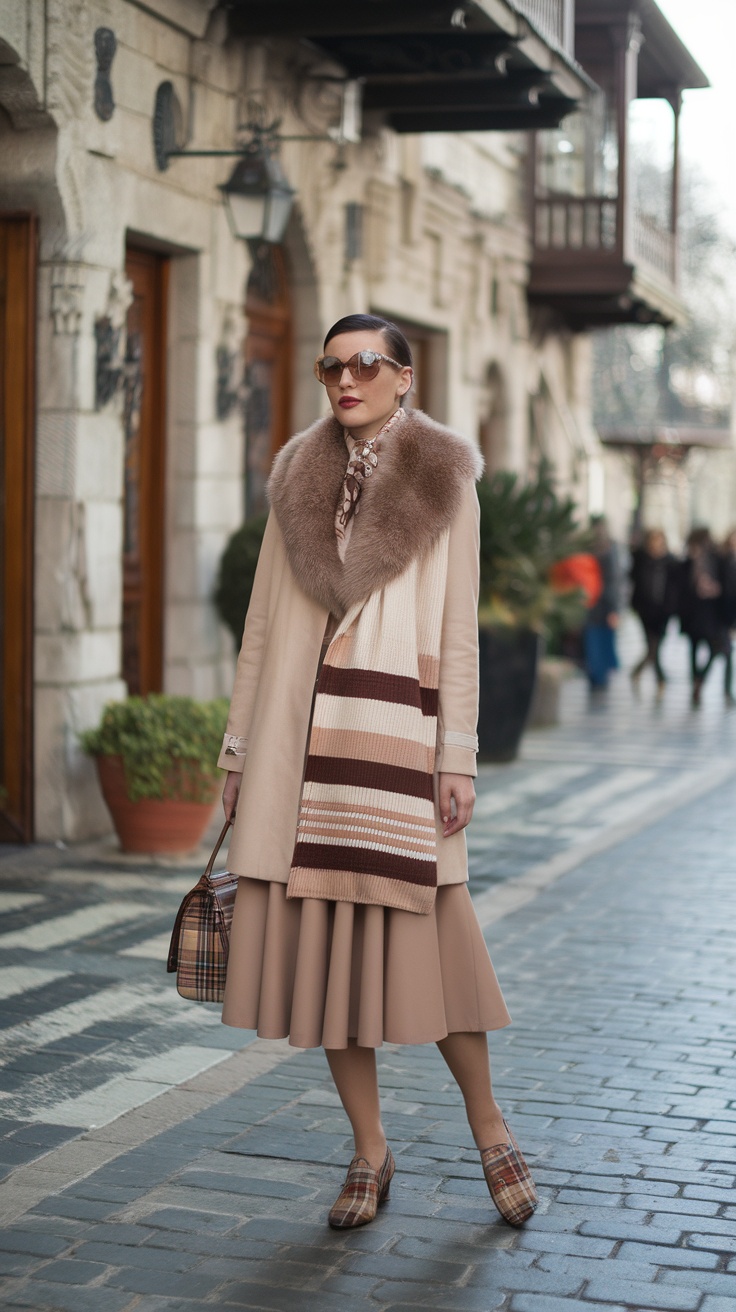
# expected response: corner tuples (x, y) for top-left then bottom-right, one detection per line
(267, 409), (483, 617)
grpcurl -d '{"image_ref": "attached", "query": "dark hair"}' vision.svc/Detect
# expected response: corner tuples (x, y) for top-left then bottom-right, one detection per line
(323, 314), (413, 369)
(686, 526), (712, 551)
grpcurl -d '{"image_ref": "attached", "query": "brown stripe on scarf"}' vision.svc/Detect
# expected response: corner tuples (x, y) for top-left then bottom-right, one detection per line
(292, 841), (436, 884)
(318, 665), (438, 716)
(305, 755), (434, 802)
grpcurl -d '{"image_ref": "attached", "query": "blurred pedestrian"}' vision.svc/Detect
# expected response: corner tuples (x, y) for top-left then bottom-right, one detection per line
(677, 527), (722, 706)
(629, 528), (678, 694)
(583, 518), (621, 690)
(717, 528), (736, 706)
(218, 313), (537, 1231)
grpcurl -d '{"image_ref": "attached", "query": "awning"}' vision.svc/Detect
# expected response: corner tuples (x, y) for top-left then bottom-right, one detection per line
(227, 1), (595, 132)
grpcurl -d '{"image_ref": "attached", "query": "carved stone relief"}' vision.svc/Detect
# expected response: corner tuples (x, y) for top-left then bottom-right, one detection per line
(51, 264), (86, 335)
(94, 272), (134, 408)
(45, 0), (93, 128)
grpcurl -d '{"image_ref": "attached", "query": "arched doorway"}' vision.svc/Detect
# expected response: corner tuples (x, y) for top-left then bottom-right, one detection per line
(243, 243), (292, 518)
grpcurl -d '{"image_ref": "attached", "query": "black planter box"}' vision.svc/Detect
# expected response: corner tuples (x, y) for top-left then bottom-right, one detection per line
(478, 626), (540, 762)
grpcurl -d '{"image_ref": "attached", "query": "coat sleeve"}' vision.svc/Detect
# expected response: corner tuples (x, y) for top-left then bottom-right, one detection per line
(217, 511), (280, 773)
(436, 480), (480, 777)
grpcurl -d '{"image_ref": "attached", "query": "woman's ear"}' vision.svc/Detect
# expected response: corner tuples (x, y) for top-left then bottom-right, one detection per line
(396, 366), (413, 398)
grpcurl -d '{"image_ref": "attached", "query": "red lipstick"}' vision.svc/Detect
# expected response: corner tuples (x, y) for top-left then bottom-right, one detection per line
(339, 397), (361, 408)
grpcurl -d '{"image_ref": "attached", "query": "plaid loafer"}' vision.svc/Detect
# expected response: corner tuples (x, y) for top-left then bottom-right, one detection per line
(328, 1145), (395, 1229)
(480, 1120), (538, 1227)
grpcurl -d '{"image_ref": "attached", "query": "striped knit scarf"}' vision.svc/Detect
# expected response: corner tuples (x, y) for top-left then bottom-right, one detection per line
(286, 532), (449, 915)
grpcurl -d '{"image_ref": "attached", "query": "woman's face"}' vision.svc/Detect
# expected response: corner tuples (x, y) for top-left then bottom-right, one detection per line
(321, 329), (413, 440)
(646, 531), (667, 558)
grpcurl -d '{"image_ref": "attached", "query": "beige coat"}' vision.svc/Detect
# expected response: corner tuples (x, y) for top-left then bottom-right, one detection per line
(218, 411), (482, 889)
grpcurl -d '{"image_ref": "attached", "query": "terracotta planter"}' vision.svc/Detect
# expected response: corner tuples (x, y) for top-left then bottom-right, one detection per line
(96, 755), (218, 854)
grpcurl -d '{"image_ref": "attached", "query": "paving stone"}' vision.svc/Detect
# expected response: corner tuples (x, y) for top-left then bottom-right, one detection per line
(0, 1232), (70, 1258)
(217, 1281), (368, 1309)
(659, 1268), (736, 1296)
(615, 1240), (721, 1269)
(72, 1241), (200, 1271)
(579, 1218), (685, 1245)
(371, 1284), (506, 1310)
(28, 1195), (125, 1223)
(26, 1259), (108, 1285)
(510, 1298), (628, 1312)
(1, 1281), (133, 1311)
(516, 1232), (615, 1258)
(341, 1250), (471, 1282)
(103, 1266), (222, 1298)
(582, 1278), (704, 1309)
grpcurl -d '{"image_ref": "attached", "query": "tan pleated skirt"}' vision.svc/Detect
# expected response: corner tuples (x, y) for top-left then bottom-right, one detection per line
(221, 878), (511, 1049)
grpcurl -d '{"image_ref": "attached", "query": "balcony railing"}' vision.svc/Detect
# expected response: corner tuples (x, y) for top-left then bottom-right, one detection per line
(633, 211), (676, 282)
(534, 194), (676, 283)
(515, 0), (574, 56)
(534, 195), (618, 253)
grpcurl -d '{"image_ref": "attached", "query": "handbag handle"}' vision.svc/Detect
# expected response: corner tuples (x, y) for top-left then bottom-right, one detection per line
(204, 817), (233, 879)
(167, 817), (234, 974)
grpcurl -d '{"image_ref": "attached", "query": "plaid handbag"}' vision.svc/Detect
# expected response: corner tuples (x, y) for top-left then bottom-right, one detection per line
(167, 820), (238, 1002)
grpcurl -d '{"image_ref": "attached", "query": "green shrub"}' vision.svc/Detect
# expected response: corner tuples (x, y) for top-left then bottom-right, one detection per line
(80, 694), (229, 803)
(477, 460), (587, 635)
(214, 514), (268, 648)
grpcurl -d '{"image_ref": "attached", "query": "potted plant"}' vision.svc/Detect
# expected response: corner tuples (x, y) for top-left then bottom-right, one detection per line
(80, 694), (229, 853)
(214, 513), (268, 647)
(476, 461), (587, 761)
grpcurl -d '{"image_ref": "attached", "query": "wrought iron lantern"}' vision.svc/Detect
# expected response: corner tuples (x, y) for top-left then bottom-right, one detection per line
(220, 140), (296, 246)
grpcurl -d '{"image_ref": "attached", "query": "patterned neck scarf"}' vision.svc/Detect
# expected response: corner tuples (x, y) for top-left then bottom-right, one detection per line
(335, 408), (405, 559)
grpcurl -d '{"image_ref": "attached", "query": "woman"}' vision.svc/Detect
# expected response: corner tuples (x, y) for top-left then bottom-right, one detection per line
(218, 314), (537, 1231)
(678, 527), (722, 706)
(582, 517), (621, 690)
(629, 528), (678, 692)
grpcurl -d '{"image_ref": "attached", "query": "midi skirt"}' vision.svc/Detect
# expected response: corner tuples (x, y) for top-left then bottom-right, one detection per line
(221, 878), (511, 1049)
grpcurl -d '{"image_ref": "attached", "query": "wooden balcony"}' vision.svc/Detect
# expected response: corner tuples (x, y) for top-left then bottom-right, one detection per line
(515, 0), (575, 54)
(529, 192), (681, 328)
(528, 0), (708, 331)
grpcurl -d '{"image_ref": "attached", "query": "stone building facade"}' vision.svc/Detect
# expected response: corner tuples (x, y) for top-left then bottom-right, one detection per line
(0, 0), (702, 842)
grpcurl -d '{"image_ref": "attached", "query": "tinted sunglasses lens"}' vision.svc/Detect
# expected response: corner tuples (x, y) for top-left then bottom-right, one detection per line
(319, 356), (342, 383)
(317, 352), (382, 384)
(355, 352), (381, 380)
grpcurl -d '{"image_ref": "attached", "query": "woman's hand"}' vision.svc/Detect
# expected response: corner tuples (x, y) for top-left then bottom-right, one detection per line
(222, 771), (241, 824)
(438, 773), (475, 838)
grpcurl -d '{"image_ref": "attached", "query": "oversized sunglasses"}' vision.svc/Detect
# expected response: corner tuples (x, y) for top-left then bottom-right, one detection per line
(314, 349), (404, 385)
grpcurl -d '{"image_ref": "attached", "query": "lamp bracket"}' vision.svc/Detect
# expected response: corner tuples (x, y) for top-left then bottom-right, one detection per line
(153, 87), (345, 170)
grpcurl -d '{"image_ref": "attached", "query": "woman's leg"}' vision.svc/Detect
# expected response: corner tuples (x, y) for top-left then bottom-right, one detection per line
(325, 1041), (387, 1170)
(437, 1032), (506, 1149)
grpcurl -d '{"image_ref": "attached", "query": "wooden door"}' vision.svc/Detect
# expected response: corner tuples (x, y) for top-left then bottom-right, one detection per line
(122, 248), (168, 696)
(0, 215), (36, 842)
(244, 244), (291, 518)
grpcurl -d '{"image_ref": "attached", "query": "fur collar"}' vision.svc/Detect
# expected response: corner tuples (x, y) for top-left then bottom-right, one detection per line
(267, 409), (483, 617)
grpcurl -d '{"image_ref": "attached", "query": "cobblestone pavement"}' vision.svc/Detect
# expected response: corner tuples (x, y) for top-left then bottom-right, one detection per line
(0, 621), (735, 1310)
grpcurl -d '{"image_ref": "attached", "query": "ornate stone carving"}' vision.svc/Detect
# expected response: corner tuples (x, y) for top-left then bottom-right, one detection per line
(46, 0), (93, 128)
(51, 264), (85, 336)
(94, 272), (134, 408)
(215, 310), (243, 421)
